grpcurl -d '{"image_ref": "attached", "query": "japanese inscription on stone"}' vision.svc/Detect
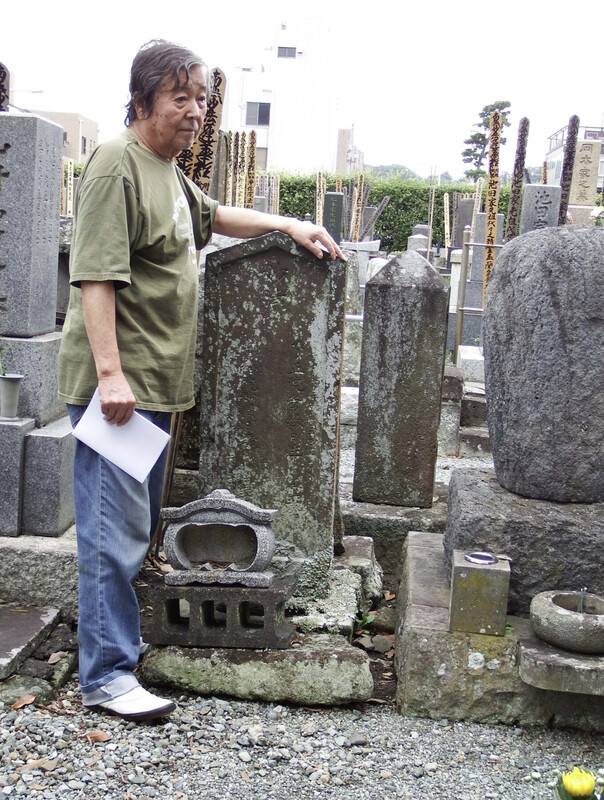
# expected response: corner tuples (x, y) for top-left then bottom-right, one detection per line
(519, 185), (561, 235)
(483, 111), (501, 301)
(569, 141), (601, 206)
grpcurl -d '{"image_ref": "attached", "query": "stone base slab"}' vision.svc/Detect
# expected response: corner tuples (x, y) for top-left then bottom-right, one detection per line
(395, 532), (604, 731)
(22, 415), (75, 537)
(340, 484), (448, 575)
(141, 633), (373, 705)
(443, 470), (604, 613)
(0, 333), (65, 425)
(520, 639), (604, 696)
(0, 606), (60, 680)
(0, 527), (78, 621)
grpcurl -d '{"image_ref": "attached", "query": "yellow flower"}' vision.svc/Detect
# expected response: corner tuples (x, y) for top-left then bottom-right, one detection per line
(562, 767), (595, 797)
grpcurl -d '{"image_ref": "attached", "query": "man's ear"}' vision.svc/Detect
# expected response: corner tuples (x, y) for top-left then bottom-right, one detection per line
(132, 93), (149, 121)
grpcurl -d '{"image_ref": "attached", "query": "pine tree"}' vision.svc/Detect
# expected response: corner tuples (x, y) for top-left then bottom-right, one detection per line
(462, 101), (511, 182)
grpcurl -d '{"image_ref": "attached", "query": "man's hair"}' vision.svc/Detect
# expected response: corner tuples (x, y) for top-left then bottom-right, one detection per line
(125, 39), (209, 125)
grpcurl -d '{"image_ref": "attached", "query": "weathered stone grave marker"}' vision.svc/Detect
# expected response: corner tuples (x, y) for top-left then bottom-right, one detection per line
(198, 232), (346, 597)
(518, 184), (561, 234)
(353, 251), (449, 508)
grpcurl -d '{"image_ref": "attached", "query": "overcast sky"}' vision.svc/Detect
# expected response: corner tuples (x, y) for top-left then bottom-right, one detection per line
(3, 0), (601, 179)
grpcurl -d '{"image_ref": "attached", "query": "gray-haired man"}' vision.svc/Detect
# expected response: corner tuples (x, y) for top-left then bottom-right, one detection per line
(58, 39), (343, 721)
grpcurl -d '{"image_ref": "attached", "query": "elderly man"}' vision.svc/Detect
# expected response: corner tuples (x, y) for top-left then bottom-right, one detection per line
(58, 39), (343, 722)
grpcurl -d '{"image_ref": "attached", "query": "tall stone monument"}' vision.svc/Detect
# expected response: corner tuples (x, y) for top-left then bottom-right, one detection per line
(353, 251), (449, 508)
(198, 232), (346, 597)
(0, 109), (73, 537)
(444, 227), (604, 611)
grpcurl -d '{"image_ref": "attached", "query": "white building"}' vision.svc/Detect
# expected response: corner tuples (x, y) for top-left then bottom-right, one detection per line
(221, 20), (354, 174)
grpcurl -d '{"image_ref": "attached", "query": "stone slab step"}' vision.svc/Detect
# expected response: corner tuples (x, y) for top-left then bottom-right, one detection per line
(519, 639), (604, 696)
(0, 605), (60, 680)
(461, 393), (487, 427)
(141, 632), (373, 706)
(459, 426), (491, 457)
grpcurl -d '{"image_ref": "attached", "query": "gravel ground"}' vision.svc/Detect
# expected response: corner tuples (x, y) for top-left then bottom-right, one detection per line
(4, 450), (598, 799)
(1, 683), (601, 800)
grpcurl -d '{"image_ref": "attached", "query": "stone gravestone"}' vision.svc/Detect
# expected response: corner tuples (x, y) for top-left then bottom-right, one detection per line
(568, 140), (602, 224)
(484, 226), (604, 503)
(199, 232), (346, 598)
(323, 192), (343, 245)
(519, 185), (561, 235)
(444, 227), (604, 612)
(353, 251), (449, 507)
(452, 198), (474, 248)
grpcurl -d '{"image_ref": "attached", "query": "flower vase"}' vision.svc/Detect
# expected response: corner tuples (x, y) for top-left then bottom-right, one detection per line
(0, 374), (24, 419)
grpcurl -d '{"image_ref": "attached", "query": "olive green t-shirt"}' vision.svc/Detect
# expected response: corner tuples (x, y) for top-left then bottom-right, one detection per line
(58, 130), (218, 411)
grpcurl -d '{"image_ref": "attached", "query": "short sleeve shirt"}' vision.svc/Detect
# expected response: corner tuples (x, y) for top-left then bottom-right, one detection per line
(58, 130), (218, 411)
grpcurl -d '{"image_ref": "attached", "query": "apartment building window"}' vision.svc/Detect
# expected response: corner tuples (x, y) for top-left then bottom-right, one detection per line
(81, 136), (87, 156)
(246, 102), (271, 126)
(277, 46), (296, 58)
(256, 147), (268, 171)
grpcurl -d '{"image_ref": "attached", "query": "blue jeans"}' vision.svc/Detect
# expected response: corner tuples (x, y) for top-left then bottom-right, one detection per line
(67, 404), (172, 705)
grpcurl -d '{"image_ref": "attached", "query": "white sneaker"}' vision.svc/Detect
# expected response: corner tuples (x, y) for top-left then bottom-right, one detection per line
(95, 686), (176, 721)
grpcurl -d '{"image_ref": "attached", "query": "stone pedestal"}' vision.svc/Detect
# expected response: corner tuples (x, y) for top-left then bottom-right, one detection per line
(443, 470), (604, 613)
(0, 418), (36, 536)
(22, 416), (75, 537)
(395, 532), (604, 731)
(448, 550), (510, 636)
(0, 332), (64, 426)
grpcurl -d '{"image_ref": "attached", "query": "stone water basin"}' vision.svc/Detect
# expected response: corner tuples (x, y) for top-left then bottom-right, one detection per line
(530, 590), (604, 654)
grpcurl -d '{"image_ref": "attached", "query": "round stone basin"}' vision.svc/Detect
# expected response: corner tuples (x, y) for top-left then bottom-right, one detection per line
(530, 590), (604, 654)
(167, 522), (274, 574)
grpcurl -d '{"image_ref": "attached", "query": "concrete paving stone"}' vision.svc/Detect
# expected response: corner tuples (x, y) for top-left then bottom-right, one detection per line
(0, 605), (60, 679)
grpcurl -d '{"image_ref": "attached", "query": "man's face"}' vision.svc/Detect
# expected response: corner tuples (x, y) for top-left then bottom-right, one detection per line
(135, 65), (207, 160)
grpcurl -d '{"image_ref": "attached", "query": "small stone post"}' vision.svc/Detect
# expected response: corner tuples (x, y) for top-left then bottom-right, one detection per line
(353, 251), (449, 508)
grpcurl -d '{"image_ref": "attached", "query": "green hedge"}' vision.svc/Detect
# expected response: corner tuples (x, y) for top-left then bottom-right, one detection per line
(277, 174), (511, 252)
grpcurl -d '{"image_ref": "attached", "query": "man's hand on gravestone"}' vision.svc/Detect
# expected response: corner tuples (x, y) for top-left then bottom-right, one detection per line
(285, 219), (345, 262)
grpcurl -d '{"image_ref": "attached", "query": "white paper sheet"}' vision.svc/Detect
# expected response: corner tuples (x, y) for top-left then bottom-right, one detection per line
(72, 389), (171, 483)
